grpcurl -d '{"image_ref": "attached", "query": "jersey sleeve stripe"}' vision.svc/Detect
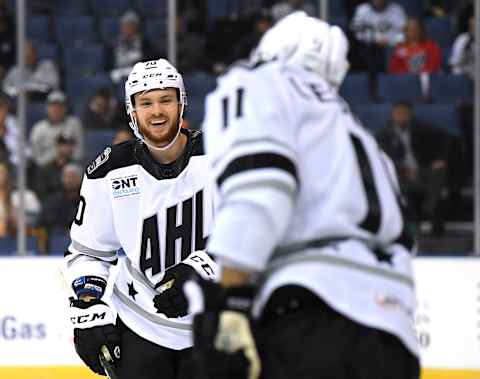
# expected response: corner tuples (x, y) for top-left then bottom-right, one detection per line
(217, 152), (299, 187)
(125, 257), (157, 289)
(112, 284), (192, 329)
(70, 240), (117, 259)
(266, 250), (415, 288)
(211, 136), (297, 168)
(223, 178), (297, 199)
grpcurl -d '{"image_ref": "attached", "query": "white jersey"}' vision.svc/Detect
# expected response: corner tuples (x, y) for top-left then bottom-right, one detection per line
(351, 2), (406, 46)
(449, 32), (475, 78)
(64, 129), (217, 350)
(203, 61), (419, 356)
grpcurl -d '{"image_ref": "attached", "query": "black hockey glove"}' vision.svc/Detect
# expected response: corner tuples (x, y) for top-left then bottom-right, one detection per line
(153, 251), (218, 318)
(153, 262), (194, 318)
(70, 298), (121, 376)
(184, 279), (261, 379)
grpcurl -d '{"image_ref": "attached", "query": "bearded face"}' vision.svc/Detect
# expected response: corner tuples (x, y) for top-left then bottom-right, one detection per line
(133, 88), (182, 148)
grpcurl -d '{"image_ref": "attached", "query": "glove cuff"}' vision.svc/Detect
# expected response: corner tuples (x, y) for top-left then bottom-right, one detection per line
(72, 276), (107, 299)
(183, 250), (219, 281)
(194, 280), (255, 314)
(70, 299), (115, 329)
(223, 286), (255, 314)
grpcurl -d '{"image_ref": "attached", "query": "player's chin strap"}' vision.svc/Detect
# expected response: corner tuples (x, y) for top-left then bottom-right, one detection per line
(129, 103), (185, 152)
(143, 123), (183, 152)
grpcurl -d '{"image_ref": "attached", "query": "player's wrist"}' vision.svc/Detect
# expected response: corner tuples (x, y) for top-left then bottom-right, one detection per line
(78, 295), (98, 302)
(186, 277), (255, 316)
(72, 275), (107, 300)
(223, 285), (255, 314)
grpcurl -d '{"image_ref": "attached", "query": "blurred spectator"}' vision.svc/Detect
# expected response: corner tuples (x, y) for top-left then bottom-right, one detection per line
(271, 0), (315, 21)
(39, 163), (82, 233)
(33, 133), (76, 201)
(109, 10), (158, 83)
(454, 0), (472, 34)
(3, 41), (60, 101)
(30, 91), (84, 167)
(178, 0), (207, 34)
(81, 87), (124, 130)
(0, 0), (9, 13)
(205, 12), (269, 74)
(0, 162), (41, 237)
(351, 0), (407, 47)
(350, 0), (407, 73)
(234, 10), (273, 61)
(0, 162), (15, 236)
(177, 15), (208, 73)
(389, 18), (442, 74)
(0, 92), (20, 165)
(112, 128), (134, 145)
(0, 8), (14, 81)
(450, 15), (475, 80)
(238, 0), (264, 16)
(203, 10), (272, 73)
(376, 102), (450, 234)
(344, 0), (367, 20)
(11, 182), (42, 231)
(452, 1), (474, 178)
(423, 0), (454, 17)
(457, 100), (473, 177)
(28, 0), (55, 14)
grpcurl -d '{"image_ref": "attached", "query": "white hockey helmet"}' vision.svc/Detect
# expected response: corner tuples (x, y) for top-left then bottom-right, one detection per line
(125, 59), (187, 144)
(251, 11), (350, 88)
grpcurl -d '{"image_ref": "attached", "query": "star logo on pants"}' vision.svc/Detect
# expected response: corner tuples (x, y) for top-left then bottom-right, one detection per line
(128, 281), (138, 301)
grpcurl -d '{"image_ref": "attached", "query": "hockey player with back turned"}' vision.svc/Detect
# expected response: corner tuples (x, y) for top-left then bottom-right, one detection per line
(184, 11), (420, 379)
(64, 58), (218, 379)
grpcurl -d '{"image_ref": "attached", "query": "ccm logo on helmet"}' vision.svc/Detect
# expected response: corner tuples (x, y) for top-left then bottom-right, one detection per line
(71, 312), (106, 325)
(142, 73), (162, 78)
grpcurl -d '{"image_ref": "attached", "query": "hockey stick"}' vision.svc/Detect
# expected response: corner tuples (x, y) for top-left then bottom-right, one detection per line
(99, 345), (118, 379)
(58, 268), (118, 378)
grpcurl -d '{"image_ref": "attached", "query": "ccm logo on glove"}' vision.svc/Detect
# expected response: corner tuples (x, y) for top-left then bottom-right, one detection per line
(71, 312), (108, 325)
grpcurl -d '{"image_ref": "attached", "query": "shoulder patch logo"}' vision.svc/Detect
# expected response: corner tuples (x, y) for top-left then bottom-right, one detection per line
(111, 174), (140, 198)
(87, 147), (112, 175)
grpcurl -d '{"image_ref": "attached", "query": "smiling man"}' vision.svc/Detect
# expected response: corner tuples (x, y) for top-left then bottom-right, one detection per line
(63, 59), (218, 379)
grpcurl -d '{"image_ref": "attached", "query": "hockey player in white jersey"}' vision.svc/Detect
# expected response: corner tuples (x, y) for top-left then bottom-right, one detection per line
(184, 11), (420, 379)
(64, 58), (218, 379)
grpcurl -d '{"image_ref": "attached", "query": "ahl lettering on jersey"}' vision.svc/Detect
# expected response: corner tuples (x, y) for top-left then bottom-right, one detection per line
(140, 189), (209, 278)
(111, 175), (140, 198)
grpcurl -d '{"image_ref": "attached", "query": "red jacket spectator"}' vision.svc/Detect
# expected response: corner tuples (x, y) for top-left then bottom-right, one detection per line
(389, 18), (442, 74)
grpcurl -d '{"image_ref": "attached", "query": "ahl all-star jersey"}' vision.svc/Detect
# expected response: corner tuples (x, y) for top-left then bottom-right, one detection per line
(65, 129), (216, 350)
(203, 61), (419, 356)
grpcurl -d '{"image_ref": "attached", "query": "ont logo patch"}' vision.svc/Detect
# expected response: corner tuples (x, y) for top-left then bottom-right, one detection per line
(111, 175), (140, 198)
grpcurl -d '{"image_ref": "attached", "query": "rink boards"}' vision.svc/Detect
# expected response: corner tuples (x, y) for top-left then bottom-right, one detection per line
(0, 256), (478, 379)
(0, 367), (479, 379)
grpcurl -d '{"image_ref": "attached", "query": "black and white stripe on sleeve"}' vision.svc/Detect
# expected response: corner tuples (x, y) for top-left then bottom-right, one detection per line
(216, 151), (299, 193)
